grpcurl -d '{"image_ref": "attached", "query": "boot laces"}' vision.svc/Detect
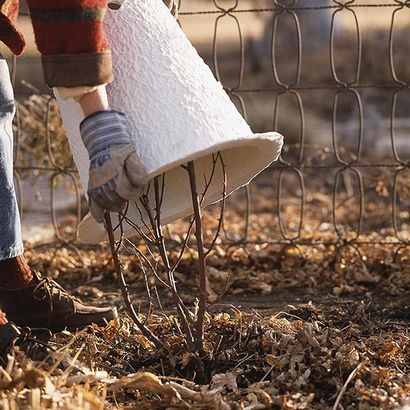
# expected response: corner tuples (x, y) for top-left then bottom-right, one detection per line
(32, 275), (79, 314)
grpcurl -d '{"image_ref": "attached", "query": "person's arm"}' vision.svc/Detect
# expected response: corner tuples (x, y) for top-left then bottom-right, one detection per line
(26, 0), (112, 89)
(78, 86), (109, 117)
(27, 1), (148, 222)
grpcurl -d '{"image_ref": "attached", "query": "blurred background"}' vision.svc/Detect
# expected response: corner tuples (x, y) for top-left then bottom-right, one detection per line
(2, 0), (410, 256)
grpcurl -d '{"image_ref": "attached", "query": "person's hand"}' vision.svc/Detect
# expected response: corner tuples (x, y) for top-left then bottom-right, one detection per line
(80, 110), (148, 223)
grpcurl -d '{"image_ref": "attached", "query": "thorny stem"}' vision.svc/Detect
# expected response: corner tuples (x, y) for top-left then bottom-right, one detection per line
(123, 238), (171, 290)
(125, 213), (155, 245)
(172, 153), (226, 272)
(140, 178), (196, 350)
(187, 161), (207, 350)
(178, 153), (226, 259)
(106, 153), (226, 360)
(170, 217), (195, 274)
(204, 153), (227, 257)
(104, 212), (164, 349)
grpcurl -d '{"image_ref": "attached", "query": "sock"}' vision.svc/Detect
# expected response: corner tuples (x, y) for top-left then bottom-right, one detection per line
(0, 256), (34, 289)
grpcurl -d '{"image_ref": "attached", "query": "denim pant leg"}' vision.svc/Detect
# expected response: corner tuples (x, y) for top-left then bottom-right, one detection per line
(0, 58), (24, 260)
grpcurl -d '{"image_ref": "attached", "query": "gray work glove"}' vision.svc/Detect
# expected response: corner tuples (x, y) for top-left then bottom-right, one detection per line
(80, 110), (148, 223)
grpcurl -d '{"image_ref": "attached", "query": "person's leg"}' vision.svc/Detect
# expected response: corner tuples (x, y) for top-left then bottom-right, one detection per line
(0, 56), (33, 289)
(0, 56), (117, 331)
(0, 56), (26, 355)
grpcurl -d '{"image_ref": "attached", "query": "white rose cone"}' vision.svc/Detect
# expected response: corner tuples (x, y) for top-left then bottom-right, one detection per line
(56, 0), (284, 243)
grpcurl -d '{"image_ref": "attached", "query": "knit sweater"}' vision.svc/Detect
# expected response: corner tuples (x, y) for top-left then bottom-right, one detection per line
(0, 0), (112, 88)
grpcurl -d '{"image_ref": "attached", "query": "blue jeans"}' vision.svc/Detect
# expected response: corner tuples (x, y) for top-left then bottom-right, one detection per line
(0, 57), (24, 260)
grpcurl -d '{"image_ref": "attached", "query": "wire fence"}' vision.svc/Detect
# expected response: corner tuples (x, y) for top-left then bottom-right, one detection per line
(12, 0), (410, 259)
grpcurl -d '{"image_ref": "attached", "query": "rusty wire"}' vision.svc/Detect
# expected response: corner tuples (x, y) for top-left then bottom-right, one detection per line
(12, 0), (410, 258)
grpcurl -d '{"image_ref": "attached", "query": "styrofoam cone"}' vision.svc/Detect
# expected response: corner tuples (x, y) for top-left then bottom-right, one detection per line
(56, 0), (283, 244)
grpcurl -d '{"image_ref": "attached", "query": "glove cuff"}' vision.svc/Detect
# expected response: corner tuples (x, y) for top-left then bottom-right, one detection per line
(80, 110), (132, 157)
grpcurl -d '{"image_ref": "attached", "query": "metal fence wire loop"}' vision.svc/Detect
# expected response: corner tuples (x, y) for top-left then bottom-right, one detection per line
(50, 171), (81, 243)
(222, 185), (251, 244)
(330, 4), (362, 86)
(332, 88), (363, 165)
(213, 11), (244, 90)
(271, 5), (302, 87)
(274, 90), (305, 164)
(277, 168), (305, 241)
(392, 167), (410, 245)
(332, 167), (364, 240)
(390, 90), (409, 165)
(389, 5), (409, 86)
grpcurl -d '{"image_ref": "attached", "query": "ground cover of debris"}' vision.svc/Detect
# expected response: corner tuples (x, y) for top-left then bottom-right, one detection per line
(1, 187), (409, 409)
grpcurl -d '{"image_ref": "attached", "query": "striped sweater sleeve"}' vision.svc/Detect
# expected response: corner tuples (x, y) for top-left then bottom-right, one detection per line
(26, 0), (113, 88)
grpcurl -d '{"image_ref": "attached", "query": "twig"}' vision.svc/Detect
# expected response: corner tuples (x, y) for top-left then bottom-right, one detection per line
(134, 254), (155, 325)
(332, 362), (364, 410)
(187, 160), (207, 350)
(232, 352), (256, 372)
(206, 272), (232, 309)
(153, 286), (167, 318)
(141, 178), (196, 348)
(260, 363), (275, 383)
(125, 211), (155, 245)
(170, 216), (195, 273)
(205, 153), (227, 256)
(123, 238), (171, 290)
(104, 212), (164, 349)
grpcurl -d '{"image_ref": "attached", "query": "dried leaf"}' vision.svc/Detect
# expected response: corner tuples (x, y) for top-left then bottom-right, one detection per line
(211, 372), (238, 391)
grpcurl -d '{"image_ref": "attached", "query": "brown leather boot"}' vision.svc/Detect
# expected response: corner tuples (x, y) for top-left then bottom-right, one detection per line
(0, 272), (118, 332)
(1, 323), (54, 365)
